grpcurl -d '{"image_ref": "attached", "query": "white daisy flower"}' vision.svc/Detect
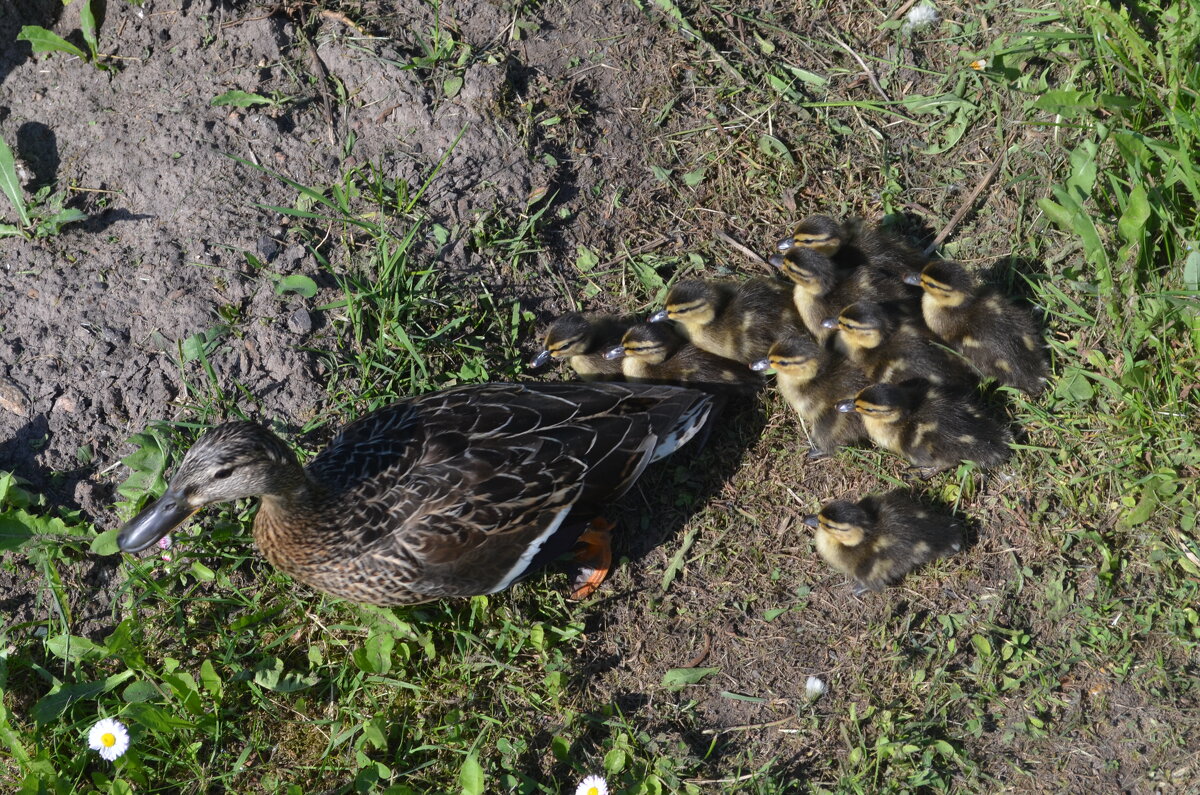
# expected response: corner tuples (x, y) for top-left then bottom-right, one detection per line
(903, 2), (940, 31)
(88, 717), (130, 761)
(805, 675), (828, 700)
(575, 774), (608, 795)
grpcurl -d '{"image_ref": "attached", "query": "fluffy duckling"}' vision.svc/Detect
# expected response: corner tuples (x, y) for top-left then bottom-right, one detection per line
(530, 312), (630, 380)
(903, 261), (1048, 394)
(825, 301), (978, 389)
(835, 382), (1012, 476)
(605, 322), (761, 393)
(779, 215), (929, 285)
(802, 491), (963, 593)
(649, 277), (803, 363)
(750, 335), (869, 458)
(769, 248), (862, 343)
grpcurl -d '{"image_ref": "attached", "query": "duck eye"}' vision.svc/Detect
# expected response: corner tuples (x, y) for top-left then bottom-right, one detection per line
(212, 467), (234, 480)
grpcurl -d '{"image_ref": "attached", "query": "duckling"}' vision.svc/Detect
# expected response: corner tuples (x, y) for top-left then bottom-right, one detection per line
(825, 301), (979, 389)
(769, 248), (915, 343)
(116, 381), (716, 605)
(903, 261), (1048, 394)
(802, 490), (963, 594)
(605, 322), (762, 393)
(779, 215), (930, 285)
(750, 335), (869, 458)
(529, 312), (630, 380)
(649, 277), (803, 363)
(834, 382), (1012, 476)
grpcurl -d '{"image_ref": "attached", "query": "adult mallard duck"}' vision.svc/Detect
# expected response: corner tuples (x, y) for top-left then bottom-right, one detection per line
(648, 277), (803, 363)
(529, 312), (631, 381)
(903, 261), (1048, 394)
(803, 490), (963, 594)
(117, 382), (715, 605)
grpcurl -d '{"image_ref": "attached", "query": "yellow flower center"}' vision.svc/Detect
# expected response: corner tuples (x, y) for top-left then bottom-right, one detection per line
(586, 789), (599, 795)
(101, 732), (117, 747)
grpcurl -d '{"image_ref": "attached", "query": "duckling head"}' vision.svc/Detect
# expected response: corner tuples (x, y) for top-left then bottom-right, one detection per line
(778, 215), (845, 255)
(118, 422), (306, 553)
(802, 500), (870, 547)
(770, 248), (837, 296)
(831, 301), (892, 350)
(653, 280), (724, 326)
(753, 335), (822, 380)
(609, 323), (681, 365)
(531, 312), (595, 367)
(904, 261), (973, 308)
(834, 383), (907, 422)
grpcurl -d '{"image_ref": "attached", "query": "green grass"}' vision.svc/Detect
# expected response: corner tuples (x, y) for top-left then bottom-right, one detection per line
(4, 0), (1200, 792)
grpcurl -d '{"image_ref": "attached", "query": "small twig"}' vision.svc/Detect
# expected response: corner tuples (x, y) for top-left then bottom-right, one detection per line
(700, 714), (793, 736)
(924, 130), (1019, 256)
(715, 229), (770, 271)
(682, 632), (712, 668)
(888, 0), (922, 22)
(825, 30), (893, 107)
(687, 772), (764, 785)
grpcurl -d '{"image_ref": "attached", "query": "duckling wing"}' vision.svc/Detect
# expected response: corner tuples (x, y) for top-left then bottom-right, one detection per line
(305, 382), (713, 599)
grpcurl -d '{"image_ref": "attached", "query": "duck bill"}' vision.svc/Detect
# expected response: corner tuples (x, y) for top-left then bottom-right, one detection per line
(801, 514), (819, 528)
(820, 316), (841, 330)
(602, 345), (626, 361)
(749, 358), (772, 373)
(117, 490), (197, 552)
(776, 237), (795, 252)
(647, 309), (670, 323)
(834, 399), (858, 414)
(901, 271), (923, 286)
(767, 253), (786, 270)
(529, 349), (554, 368)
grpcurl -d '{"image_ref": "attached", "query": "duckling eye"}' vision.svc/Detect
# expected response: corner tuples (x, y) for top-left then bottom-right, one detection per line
(212, 467), (234, 480)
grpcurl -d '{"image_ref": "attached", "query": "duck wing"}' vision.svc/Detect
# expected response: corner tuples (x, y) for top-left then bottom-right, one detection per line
(302, 382), (713, 600)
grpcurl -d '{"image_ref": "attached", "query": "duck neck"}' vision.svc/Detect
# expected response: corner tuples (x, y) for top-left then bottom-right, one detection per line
(253, 473), (340, 571)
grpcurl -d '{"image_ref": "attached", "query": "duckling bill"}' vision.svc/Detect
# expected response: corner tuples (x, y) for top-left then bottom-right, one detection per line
(803, 490), (962, 593)
(117, 382), (716, 605)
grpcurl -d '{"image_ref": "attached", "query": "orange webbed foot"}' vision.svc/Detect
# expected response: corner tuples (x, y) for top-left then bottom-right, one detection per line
(568, 517), (615, 600)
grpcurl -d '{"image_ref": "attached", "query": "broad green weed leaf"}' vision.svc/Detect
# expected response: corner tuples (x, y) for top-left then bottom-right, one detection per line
(1117, 184), (1150, 245)
(273, 274), (319, 297)
(211, 90), (274, 107)
(17, 26), (88, 60)
(90, 526), (120, 555)
(661, 666), (719, 691)
(45, 634), (107, 664)
(458, 753), (484, 795)
(782, 64), (827, 87)
(0, 514), (35, 551)
(32, 670), (134, 724)
(1183, 249), (1200, 291)
(79, 0), (99, 55)
(253, 656), (317, 692)
(0, 136), (30, 228)
(122, 679), (160, 703)
(37, 207), (86, 236)
(199, 659), (223, 699)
